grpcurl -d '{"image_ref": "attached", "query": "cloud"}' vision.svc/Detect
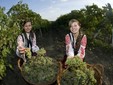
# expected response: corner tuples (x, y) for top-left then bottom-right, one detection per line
(40, 0), (45, 1)
(37, 0), (113, 21)
(51, 0), (56, 4)
(39, 6), (64, 21)
(60, 0), (68, 2)
(1, 0), (113, 21)
(38, 0), (87, 21)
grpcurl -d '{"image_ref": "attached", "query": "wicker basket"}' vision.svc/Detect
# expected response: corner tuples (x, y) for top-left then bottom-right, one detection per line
(87, 63), (104, 85)
(56, 61), (104, 85)
(17, 58), (59, 85)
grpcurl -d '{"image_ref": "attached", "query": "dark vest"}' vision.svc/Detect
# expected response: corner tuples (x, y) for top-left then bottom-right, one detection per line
(21, 33), (33, 49)
(69, 32), (84, 55)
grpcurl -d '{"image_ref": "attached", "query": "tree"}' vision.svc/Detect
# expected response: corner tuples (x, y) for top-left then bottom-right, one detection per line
(7, 1), (42, 29)
(105, 3), (113, 46)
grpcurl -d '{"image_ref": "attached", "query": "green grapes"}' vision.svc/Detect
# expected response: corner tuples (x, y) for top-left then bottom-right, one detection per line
(37, 48), (46, 56)
(25, 48), (32, 59)
(60, 57), (97, 85)
(21, 50), (58, 85)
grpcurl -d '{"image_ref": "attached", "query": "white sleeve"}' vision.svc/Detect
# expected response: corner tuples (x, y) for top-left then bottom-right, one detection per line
(66, 43), (74, 57)
(16, 35), (24, 57)
(32, 45), (39, 52)
(31, 33), (39, 52)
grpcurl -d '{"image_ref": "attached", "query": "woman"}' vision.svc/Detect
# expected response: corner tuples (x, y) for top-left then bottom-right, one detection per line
(62, 19), (87, 68)
(16, 20), (39, 62)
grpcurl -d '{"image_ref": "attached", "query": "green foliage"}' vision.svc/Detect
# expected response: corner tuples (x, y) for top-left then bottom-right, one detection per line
(21, 49), (58, 84)
(0, 1), (112, 82)
(0, 1), (50, 80)
(92, 39), (113, 53)
(7, 1), (42, 29)
(51, 3), (112, 52)
(0, 7), (20, 80)
(61, 57), (96, 85)
(0, 59), (6, 80)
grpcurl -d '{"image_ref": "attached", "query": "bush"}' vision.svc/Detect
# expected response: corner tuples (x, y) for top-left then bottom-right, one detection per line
(0, 59), (6, 80)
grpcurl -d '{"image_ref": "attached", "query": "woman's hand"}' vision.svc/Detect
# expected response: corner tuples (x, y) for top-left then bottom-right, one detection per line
(67, 56), (74, 58)
(18, 46), (25, 53)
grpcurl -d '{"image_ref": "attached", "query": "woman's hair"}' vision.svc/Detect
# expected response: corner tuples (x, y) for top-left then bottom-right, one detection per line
(68, 19), (81, 27)
(22, 19), (32, 27)
(22, 20), (34, 39)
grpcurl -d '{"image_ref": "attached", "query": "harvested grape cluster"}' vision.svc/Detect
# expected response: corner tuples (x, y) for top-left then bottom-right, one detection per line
(25, 48), (32, 59)
(60, 56), (97, 85)
(21, 48), (59, 85)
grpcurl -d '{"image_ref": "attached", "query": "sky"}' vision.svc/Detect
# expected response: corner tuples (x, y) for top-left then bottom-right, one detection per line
(0, 0), (113, 21)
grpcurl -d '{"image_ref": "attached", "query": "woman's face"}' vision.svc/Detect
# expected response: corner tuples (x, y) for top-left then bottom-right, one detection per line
(23, 22), (32, 33)
(70, 22), (80, 34)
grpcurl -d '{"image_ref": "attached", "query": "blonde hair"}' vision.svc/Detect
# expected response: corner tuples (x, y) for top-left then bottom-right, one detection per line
(68, 19), (81, 27)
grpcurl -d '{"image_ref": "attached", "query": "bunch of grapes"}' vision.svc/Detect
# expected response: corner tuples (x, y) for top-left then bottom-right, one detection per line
(25, 48), (32, 59)
(60, 57), (97, 85)
(37, 48), (46, 56)
(21, 48), (59, 85)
